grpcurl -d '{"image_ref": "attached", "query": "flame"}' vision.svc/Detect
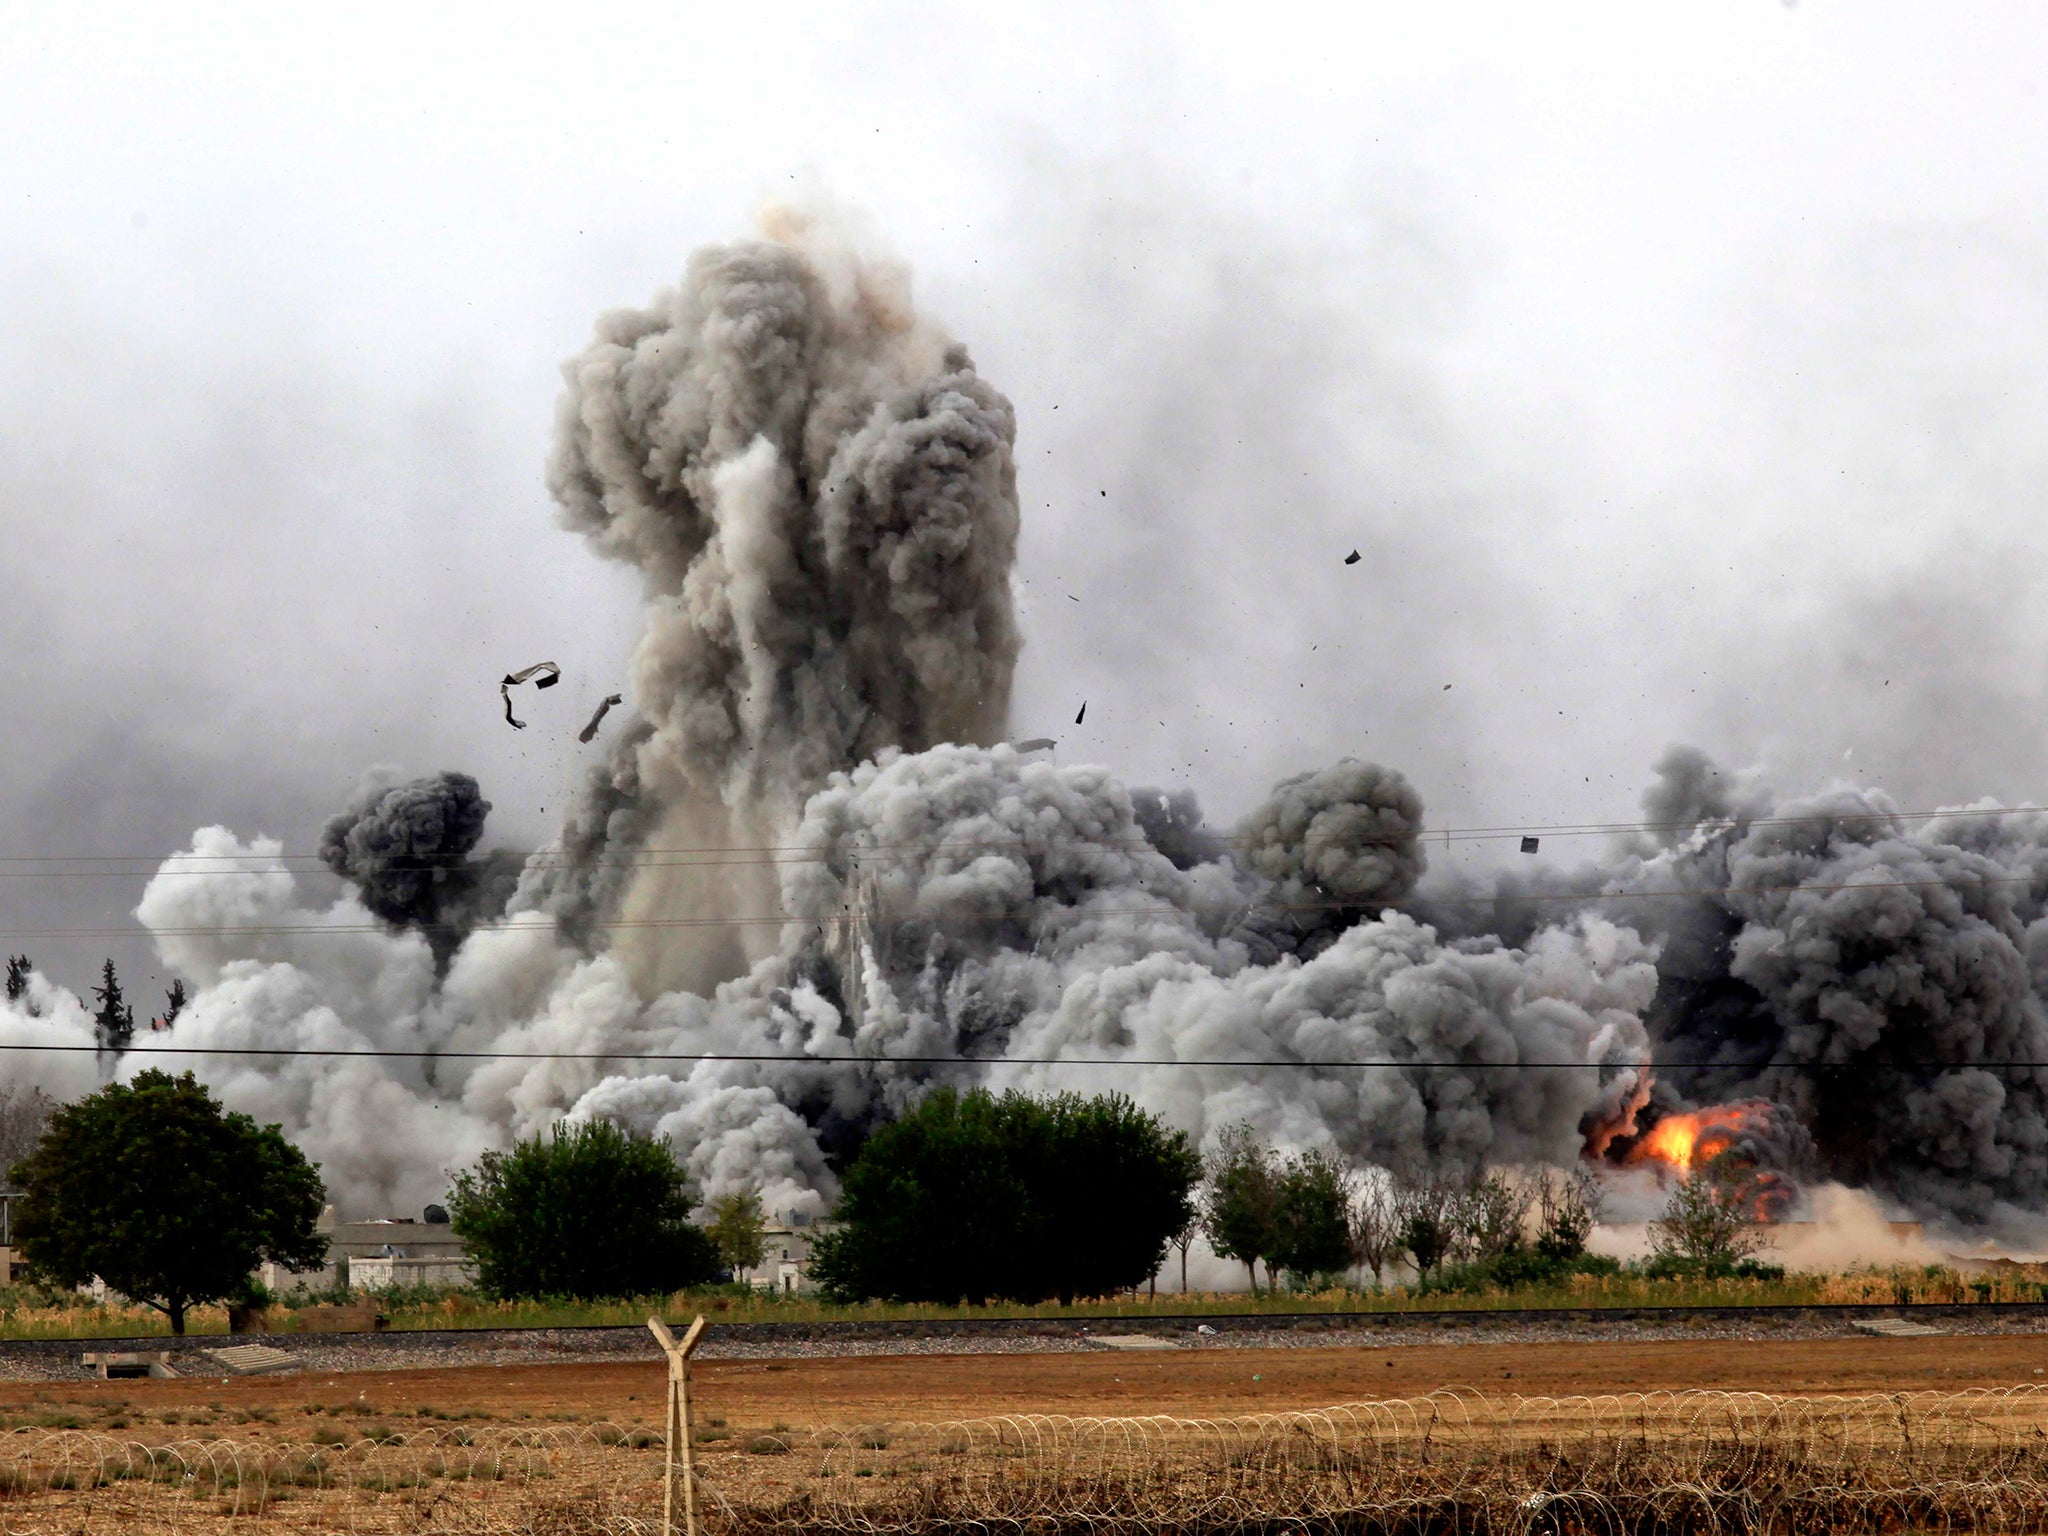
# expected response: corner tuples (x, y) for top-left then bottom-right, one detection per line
(1627, 1102), (1771, 1177)
(1624, 1099), (1798, 1221)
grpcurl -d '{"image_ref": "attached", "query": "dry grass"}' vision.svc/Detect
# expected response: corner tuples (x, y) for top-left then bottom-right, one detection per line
(0, 1388), (2043, 1533)
(4, 1263), (2046, 1341)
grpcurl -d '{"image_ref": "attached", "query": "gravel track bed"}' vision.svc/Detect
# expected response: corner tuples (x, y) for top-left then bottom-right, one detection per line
(4, 1303), (2047, 1382)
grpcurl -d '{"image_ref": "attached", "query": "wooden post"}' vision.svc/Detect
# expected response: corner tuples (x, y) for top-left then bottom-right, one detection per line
(648, 1315), (708, 1536)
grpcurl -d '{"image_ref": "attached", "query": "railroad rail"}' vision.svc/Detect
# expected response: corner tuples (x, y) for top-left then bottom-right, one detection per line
(0, 1298), (2043, 1368)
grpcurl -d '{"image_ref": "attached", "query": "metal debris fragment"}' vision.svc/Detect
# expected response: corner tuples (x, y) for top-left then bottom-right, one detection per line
(578, 693), (624, 744)
(500, 662), (561, 729)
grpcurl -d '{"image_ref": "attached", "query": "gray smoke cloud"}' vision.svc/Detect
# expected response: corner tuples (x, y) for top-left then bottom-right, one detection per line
(572, 742), (1657, 1193)
(2, 202), (2037, 1242)
(1232, 759), (1428, 960)
(541, 208), (1022, 996)
(318, 771), (519, 968)
(1517, 752), (2048, 1227)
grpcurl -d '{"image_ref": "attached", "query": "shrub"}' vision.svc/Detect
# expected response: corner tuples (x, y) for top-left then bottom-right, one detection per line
(447, 1119), (719, 1300)
(812, 1088), (1198, 1305)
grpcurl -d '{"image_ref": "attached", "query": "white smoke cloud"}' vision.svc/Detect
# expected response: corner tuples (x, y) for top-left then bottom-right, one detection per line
(0, 202), (2027, 1250)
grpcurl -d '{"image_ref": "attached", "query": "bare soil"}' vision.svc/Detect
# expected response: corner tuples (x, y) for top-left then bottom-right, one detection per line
(2, 1332), (2045, 1433)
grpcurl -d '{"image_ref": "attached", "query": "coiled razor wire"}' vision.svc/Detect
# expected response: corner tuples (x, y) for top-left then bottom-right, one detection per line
(0, 1389), (2042, 1533)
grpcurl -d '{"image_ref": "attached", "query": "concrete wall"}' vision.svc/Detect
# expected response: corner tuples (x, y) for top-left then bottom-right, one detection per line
(347, 1255), (477, 1291)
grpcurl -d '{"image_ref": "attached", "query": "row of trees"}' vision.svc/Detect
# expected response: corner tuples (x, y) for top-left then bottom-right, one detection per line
(1195, 1125), (1605, 1294)
(4, 1075), (743, 1329)
(797, 1100), (1760, 1305)
(2, 1063), (1774, 1326)
(5, 954), (186, 1052)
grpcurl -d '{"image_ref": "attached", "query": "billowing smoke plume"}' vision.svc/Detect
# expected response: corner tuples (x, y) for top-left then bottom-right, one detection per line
(1231, 760), (1428, 961)
(1593, 761), (2048, 1224)
(571, 743), (1656, 1191)
(540, 209), (1021, 995)
(4, 203), (2044, 1242)
(318, 771), (519, 967)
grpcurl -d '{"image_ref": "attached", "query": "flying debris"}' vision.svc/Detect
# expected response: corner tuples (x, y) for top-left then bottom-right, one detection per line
(499, 662), (561, 729)
(1520, 836), (1539, 854)
(102, 207), (2048, 1241)
(1344, 550), (1361, 565)
(578, 693), (624, 744)
(1014, 737), (1057, 754)
(1075, 702), (1087, 725)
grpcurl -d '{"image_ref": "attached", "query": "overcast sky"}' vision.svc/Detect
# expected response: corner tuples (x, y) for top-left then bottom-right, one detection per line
(7, 0), (2048, 993)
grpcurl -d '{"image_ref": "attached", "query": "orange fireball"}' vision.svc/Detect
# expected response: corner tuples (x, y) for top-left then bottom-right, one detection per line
(1628, 1102), (1773, 1177)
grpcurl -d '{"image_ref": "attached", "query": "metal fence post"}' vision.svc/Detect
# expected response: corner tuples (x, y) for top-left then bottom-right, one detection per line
(648, 1315), (708, 1536)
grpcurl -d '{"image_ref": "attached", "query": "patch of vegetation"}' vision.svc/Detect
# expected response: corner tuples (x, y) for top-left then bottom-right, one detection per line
(11, 1070), (326, 1335)
(810, 1088), (1199, 1305)
(447, 1119), (720, 1300)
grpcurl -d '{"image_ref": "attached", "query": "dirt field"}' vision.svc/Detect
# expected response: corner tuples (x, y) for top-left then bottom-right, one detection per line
(2, 1332), (2045, 1432)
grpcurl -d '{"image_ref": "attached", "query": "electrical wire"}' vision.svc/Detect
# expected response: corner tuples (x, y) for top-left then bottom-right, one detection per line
(0, 1044), (2038, 1070)
(1, 872), (2040, 941)
(0, 800), (2040, 872)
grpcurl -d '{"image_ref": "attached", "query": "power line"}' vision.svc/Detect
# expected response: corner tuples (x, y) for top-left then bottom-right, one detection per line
(0, 1044), (2036, 1070)
(0, 801), (2041, 871)
(3, 871), (2040, 941)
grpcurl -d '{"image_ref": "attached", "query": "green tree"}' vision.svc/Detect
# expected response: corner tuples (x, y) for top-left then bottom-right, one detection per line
(1270, 1146), (1355, 1285)
(91, 959), (134, 1057)
(1201, 1122), (1280, 1294)
(811, 1088), (1023, 1305)
(1535, 1165), (1600, 1262)
(1458, 1171), (1534, 1263)
(447, 1119), (719, 1300)
(162, 979), (189, 1029)
(4, 956), (30, 1007)
(1393, 1174), (1462, 1279)
(810, 1088), (1199, 1305)
(1350, 1169), (1401, 1287)
(1017, 1091), (1201, 1304)
(1648, 1152), (1768, 1273)
(10, 1070), (326, 1334)
(706, 1190), (768, 1281)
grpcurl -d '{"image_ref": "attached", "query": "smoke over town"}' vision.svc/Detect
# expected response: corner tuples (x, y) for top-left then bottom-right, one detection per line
(4, 207), (2046, 1245)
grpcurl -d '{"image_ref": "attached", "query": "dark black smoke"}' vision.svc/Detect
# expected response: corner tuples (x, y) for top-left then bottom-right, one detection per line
(1129, 786), (1226, 871)
(1569, 752), (2048, 1224)
(318, 772), (520, 967)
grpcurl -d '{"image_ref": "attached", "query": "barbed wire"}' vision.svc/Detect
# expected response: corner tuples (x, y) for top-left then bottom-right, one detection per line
(1, 1388), (2045, 1534)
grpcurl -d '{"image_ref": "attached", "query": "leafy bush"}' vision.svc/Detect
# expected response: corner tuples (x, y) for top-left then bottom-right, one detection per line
(1640, 1254), (1785, 1282)
(1649, 1153), (1769, 1269)
(447, 1119), (719, 1300)
(812, 1088), (1199, 1304)
(1420, 1250), (1622, 1296)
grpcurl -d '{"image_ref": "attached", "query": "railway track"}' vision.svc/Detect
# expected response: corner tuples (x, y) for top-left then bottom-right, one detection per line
(2, 1297), (2045, 1370)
